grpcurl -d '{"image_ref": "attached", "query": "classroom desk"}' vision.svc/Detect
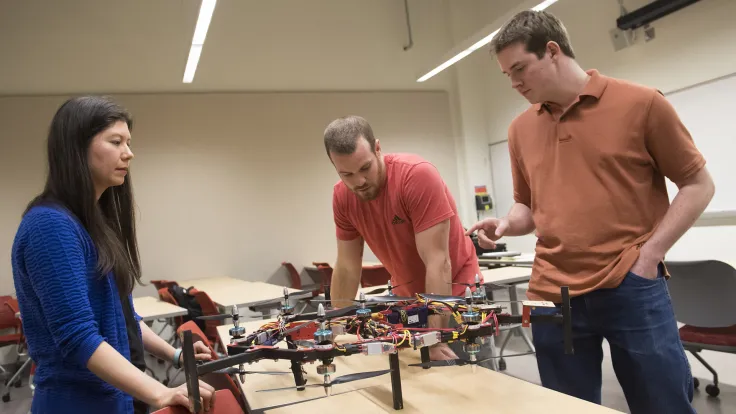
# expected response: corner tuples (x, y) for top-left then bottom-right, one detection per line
(132, 296), (188, 321)
(176, 277), (313, 312)
(214, 320), (621, 413)
(478, 253), (535, 268)
(481, 266), (535, 360)
(304, 261), (383, 271)
(481, 266), (533, 287)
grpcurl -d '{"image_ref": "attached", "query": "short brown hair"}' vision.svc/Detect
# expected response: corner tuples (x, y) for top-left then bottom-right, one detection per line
(323, 115), (376, 157)
(491, 10), (575, 59)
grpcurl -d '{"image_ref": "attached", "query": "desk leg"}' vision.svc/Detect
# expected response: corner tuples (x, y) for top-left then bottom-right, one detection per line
(389, 352), (403, 410)
(508, 284), (535, 352)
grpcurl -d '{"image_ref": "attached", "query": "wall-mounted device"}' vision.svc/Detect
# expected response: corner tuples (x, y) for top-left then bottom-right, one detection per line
(616, 0), (702, 31)
(610, 0), (702, 51)
(474, 185), (492, 212)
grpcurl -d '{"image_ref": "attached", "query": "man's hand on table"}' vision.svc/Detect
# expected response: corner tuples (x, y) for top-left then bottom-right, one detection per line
(429, 343), (458, 361)
(427, 313), (458, 361)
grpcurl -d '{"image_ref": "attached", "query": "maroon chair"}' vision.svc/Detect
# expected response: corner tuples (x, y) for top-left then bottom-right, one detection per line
(151, 389), (244, 414)
(281, 262), (321, 297)
(151, 280), (179, 291)
(0, 297), (27, 403)
(191, 291), (225, 353)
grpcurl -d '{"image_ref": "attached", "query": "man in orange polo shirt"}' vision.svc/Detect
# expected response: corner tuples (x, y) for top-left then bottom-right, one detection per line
(466, 10), (714, 414)
(323, 115), (483, 361)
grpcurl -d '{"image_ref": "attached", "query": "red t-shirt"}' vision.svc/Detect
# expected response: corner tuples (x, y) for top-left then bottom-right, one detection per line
(332, 153), (482, 297)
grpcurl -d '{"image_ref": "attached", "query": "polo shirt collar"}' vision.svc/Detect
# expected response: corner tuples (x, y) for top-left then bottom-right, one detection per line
(535, 69), (608, 113)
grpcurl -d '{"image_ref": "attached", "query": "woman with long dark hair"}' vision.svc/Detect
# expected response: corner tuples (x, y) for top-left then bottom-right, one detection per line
(11, 96), (214, 413)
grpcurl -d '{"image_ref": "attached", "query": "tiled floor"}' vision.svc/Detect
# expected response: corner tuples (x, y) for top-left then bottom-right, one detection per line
(2, 291), (735, 414)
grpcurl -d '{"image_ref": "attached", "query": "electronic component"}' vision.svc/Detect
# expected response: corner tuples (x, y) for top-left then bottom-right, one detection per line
(331, 324), (345, 336)
(361, 342), (396, 356)
(386, 306), (428, 327)
(413, 331), (440, 348)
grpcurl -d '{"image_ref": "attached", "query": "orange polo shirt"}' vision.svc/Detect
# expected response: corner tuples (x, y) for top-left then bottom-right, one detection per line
(508, 69), (706, 302)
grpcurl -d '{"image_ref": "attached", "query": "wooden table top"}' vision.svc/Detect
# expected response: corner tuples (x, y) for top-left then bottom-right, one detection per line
(214, 319), (621, 413)
(175, 277), (312, 309)
(481, 266), (533, 285)
(132, 296), (188, 321)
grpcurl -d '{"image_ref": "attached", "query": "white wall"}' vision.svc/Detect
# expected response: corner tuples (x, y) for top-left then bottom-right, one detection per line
(443, 0), (522, 226)
(0, 91), (459, 298)
(467, 0), (736, 384)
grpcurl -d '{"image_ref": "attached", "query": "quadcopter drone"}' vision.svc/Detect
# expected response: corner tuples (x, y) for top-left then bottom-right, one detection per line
(181, 276), (573, 412)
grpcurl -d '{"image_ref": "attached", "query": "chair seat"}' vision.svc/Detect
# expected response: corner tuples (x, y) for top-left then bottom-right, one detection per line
(679, 324), (736, 347)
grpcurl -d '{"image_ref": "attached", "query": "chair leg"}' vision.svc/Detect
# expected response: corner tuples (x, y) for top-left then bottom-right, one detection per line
(689, 349), (718, 386)
(689, 349), (721, 397)
(2, 358), (32, 403)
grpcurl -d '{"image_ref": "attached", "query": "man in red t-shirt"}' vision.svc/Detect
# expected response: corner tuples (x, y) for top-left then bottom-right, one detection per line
(323, 115), (482, 361)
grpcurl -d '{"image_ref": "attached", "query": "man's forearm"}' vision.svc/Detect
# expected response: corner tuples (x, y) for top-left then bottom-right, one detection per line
(140, 321), (176, 363)
(643, 178), (715, 260)
(425, 257), (452, 329)
(331, 265), (361, 308)
(503, 203), (535, 236)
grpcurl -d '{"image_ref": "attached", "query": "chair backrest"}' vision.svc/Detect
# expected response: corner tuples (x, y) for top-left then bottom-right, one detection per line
(281, 262), (302, 289)
(200, 372), (248, 412)
(360, 265), (391, 288)
(0, 296), (21, 330)
(665, 260), (736, 328)
(151, 389), (244, 414)
(176, 321), (217, 358)
(151, 280), (179, 291)
(192, 291), (222, 345)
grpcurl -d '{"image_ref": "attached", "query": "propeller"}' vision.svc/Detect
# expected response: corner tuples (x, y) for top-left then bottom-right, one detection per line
(420, 293), (465, 303)
(255, 369), (392, 393)
(362, 280), (413, 295)
(408, 351), (536, 368)
(365, 295), (414, 303)
(213, 367), (291, 376)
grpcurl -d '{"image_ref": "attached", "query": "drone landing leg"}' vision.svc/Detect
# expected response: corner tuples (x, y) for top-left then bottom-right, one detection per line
(420, 347), (430, 369)
(389, 352), (403, 410)
(182, 330), (202, 413)
(287, 341), (306, 390)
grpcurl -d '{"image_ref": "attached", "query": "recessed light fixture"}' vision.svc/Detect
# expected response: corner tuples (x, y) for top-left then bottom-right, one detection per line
(417, 0), (559, 83)
(183, 0), (217, 83)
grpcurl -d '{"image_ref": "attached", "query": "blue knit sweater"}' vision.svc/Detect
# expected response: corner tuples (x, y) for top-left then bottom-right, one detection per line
(11, 204), (143, 414)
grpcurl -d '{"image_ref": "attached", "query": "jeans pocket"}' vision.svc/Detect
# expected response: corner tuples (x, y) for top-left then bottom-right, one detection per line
(627, 270), (659, 283)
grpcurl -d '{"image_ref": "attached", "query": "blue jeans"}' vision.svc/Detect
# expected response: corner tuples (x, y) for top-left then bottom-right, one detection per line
(531, 266), (695, 414)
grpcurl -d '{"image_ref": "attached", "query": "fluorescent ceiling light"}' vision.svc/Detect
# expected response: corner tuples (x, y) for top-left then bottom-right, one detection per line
(417, 0), (559, 82)
(182, 44), (203, 83)
(183, 0), (217, 83)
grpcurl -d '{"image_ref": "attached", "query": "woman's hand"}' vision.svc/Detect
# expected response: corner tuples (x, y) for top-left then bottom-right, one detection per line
(154, 381), (216, 413)
(179, 341), (214, 366)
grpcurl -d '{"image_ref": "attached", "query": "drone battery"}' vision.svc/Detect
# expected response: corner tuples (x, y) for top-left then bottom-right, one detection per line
(387, 306), (428, 328)
(256, 331), (269, 345)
